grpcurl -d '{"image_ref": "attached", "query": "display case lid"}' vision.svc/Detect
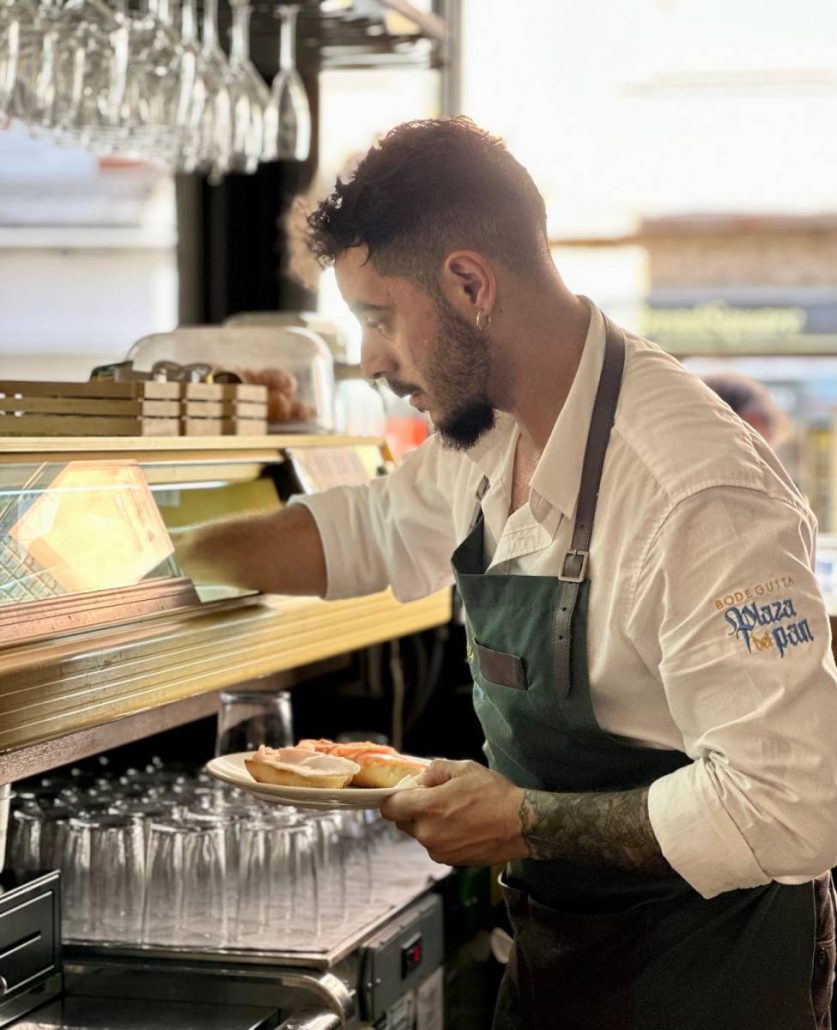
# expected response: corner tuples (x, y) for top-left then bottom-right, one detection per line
(126, 327), (335, 434)
(0, 459), (197, 644)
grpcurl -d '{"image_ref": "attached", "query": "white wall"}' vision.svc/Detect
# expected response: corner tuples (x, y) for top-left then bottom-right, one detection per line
(461, 0), (837, 237)
(0, 125), (177, 380)
(0, 244), (177, 380)
(459, 0), (837, 326)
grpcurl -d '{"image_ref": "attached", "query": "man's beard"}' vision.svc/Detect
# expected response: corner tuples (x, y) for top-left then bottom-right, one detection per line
(425, 296), (495, 451)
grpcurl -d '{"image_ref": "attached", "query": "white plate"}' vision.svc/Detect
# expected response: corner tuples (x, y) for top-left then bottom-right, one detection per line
(206, 752), (429, 810)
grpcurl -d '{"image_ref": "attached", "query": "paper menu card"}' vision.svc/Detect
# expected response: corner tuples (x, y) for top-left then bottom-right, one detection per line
(286, 445), (384, 494)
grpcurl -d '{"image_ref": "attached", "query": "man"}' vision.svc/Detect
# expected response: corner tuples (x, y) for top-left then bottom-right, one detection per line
(178, 118), (837, 1029)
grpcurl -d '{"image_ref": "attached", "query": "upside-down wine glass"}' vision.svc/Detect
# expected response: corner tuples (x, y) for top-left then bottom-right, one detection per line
(227, 0), (274, 170)
(269, 2), (310, 161)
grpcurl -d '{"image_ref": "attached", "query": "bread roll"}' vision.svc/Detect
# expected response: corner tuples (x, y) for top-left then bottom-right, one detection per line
(234, 367), (303, 423)
(244, 745), (359, 789)
(350, 752), (427, 788)
(292, 739), (426, 788)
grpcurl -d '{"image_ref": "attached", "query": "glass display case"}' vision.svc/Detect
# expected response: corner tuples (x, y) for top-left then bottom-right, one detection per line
(0, 459), (197, 645)
(0, 435), (451, 774)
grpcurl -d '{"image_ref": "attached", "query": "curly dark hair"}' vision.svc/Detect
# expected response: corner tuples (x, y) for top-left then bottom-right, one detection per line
(306, 117), (549, 288)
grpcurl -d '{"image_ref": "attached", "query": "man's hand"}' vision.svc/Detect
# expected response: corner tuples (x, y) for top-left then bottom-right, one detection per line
(382, 761), (674, 876)
(380, 759), (529, 866)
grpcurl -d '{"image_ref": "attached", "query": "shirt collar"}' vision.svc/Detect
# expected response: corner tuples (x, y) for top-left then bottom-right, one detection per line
(530, 298), (606, 521)
(462, 297), (606, 521)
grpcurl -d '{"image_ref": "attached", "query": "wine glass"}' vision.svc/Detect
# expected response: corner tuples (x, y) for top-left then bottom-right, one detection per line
(0, 0), (22, 117)
(81, 0), (191, 164)
(171, 0), (206, 172)
(196, 0), (233, 178)
(0, 0), (281, 175)
(269, 3), (311, 162)
(56, 0), (126, 141)
(8, 0), (65, 130)
(227, 0), (273, 171)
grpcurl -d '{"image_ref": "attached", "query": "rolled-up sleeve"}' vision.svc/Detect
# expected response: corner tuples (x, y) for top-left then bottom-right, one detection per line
(290, 436), (459, 602)
(629, 485), (837, 898)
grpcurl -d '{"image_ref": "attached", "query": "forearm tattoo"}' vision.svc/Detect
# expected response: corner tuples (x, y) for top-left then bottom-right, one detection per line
(518, 787), (673, 875)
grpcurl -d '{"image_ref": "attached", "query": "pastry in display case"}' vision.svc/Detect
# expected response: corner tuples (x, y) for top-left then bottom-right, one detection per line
(126, 326), (335, 434)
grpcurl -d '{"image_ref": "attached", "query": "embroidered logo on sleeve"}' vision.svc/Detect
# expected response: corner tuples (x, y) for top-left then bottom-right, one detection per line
(718, 591), (815, 659)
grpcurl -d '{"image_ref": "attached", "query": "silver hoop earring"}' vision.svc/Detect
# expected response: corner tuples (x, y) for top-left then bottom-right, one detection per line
(476, 310), (492, 331)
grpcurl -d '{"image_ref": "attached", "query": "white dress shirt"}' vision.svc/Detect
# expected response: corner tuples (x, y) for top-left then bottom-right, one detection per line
(295, 299), (837, 899)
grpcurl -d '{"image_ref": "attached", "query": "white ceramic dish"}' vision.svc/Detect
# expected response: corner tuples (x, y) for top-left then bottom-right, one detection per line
(206, 751), (429, 810)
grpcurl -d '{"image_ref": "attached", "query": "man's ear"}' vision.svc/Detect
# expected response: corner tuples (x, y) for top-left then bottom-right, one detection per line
(438, 251), (496, 325)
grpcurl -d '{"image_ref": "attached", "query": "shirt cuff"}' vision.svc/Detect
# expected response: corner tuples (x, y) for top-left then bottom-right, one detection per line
(287, 494), (344, 600)
(647, 762), (771, 899)
(287, 492), (386, 600)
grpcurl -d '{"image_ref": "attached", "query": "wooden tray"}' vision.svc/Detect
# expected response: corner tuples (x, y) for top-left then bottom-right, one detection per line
(0, 415), (181, 437)
(178, 383), (268, 437)
(0, 380), (269, 437)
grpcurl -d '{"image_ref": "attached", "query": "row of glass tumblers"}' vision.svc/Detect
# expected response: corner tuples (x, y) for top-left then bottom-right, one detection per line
(9, 776), (404, 949)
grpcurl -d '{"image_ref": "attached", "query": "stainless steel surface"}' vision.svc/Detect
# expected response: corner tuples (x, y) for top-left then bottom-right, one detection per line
(0, 870), (62, 1021)
(62, 959), (358, 1028)
(278, 1015), (341, 1030)
(0, 972), (64, 1029)
(66, 882), (438, 970)
(359, 895), (443, 1023)
(10, 994), (279, 1029)
(276, 972), (355, 1026)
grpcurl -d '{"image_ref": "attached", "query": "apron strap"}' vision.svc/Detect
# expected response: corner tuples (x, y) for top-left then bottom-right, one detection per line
(554, 317), (626, 690)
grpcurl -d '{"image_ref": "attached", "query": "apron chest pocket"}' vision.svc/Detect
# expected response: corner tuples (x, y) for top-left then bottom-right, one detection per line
(474, 640), (529, 691)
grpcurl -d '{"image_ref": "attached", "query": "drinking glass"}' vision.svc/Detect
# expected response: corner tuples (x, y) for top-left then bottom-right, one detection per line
(89, 814), (145, 942)
(9, 808), (43, 874)
(109, 798), (183, 848)
(268, 3), (310, 161)
(339, 810), (374, 915)
(235, 815), (276, 942)
(179, 818), (228, 945)
(215, 688), (294, 755)
(271, 820), (319, 944)
(52, 817), (93, 938)
(142, 820), (183, 945)
(309, 812), (347, 924)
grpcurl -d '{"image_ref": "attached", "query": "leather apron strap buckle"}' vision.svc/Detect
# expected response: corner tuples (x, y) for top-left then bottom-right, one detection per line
(559, 548), (589, 584)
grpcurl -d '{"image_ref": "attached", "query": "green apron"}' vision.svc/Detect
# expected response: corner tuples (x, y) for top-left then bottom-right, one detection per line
(450, 318), (833, 1029)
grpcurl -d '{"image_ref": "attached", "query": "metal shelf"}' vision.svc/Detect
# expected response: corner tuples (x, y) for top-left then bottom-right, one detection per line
(227, 0), (449, 77)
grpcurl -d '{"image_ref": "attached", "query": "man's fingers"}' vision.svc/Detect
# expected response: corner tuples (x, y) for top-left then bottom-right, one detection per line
(416, 758), (472, 788)
(381, 790), (424, 822)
